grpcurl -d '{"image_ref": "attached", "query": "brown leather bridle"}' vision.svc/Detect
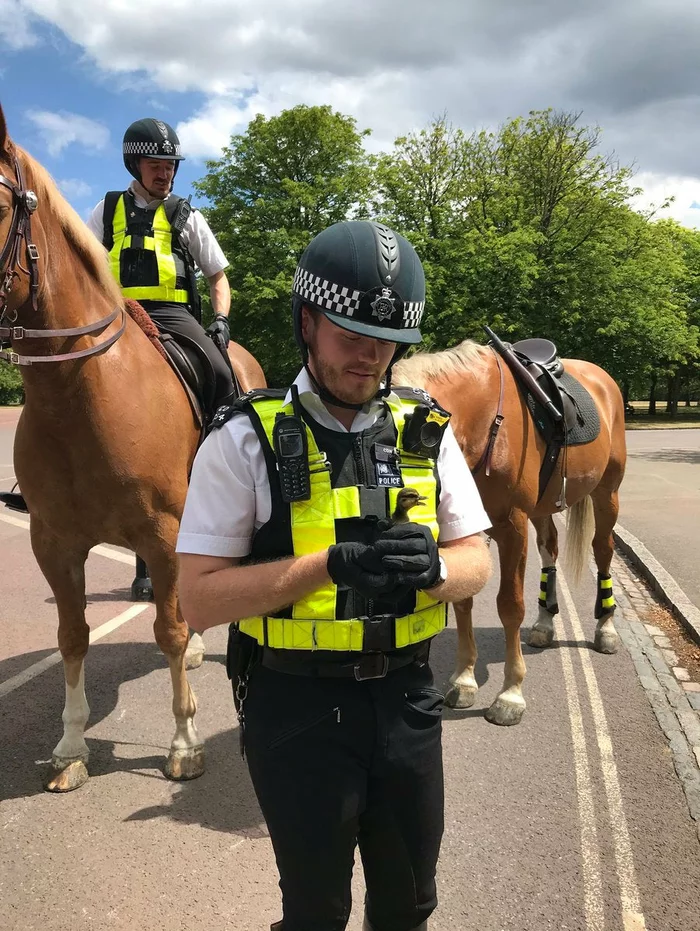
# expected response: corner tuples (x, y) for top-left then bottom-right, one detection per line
(0, 152), (125, 366)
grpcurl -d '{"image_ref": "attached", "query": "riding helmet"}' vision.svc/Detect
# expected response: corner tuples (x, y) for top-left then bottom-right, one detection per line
(292, 220), (426, 360)
(123, 118), (185, 182)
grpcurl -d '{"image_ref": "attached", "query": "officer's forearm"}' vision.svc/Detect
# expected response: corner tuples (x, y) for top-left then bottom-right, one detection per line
(178, 550), (330, 632)
(426, 536), (492, 603)
(208, 270), (231, 318)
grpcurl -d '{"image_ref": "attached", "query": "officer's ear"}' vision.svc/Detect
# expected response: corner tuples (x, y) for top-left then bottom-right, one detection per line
(300, 305), (316, 346)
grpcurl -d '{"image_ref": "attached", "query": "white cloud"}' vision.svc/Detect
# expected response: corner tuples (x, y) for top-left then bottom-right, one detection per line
(26, 110), (110, 157)
(630, 172), (700, 230)
(16, 0), (700, 226)
(176, 94), (268, 160)
(0, 0), (38, 49)
(57, 177), (92, 199)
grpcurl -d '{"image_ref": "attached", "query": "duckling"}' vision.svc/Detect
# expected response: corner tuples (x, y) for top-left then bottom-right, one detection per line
(391, 487), (427, 524)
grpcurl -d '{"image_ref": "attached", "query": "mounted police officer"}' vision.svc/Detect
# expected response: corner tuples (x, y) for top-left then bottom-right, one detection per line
(86, 117), (236, 409)
(176, 220), (493, 931)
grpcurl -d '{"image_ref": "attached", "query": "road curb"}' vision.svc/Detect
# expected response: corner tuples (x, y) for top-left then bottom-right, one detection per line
(613, 523), (700, 648)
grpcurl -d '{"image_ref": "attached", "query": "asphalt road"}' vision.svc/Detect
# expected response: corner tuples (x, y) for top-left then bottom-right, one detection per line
(620, 429), (700, 612)
(1, 409), (699, 931)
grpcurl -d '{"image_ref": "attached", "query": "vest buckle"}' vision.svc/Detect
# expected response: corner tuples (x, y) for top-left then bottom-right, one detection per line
(353, 653), (389, 681)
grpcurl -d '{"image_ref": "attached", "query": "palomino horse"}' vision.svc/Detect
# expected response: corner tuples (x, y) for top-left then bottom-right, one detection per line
(0, 108), (265, 790)
(395, 339), (626, 725)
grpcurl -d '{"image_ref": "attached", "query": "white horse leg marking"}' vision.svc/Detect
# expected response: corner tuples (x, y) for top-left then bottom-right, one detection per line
(52, 662), (90, 764)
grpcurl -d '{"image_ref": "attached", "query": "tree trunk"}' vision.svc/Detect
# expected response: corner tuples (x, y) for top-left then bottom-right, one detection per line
(648, 374), (657, 415)
(622, 381), (630, 406)
(665, 373), (680, 416)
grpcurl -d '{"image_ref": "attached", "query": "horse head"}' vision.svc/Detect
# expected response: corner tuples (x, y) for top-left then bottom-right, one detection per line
(0, 105), (44, 322)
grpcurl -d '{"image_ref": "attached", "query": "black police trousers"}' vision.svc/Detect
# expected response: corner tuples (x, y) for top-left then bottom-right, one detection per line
(243, 657), (445, 931)
(145, 303), (235, 409)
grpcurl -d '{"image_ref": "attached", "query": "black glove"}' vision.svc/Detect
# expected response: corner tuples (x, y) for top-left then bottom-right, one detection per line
(207, 313), (230, 353)
(327, 542), (412, 600)
(373, 522), (441, 590)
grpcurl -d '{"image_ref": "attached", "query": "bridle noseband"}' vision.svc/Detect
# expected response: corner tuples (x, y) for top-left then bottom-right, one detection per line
(0, 153), (125, 366)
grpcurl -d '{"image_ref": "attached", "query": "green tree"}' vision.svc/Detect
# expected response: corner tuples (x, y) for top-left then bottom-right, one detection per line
(375, 109), (695, 392)
(195, 105), (374, 384)
(0, 361), (23, 405)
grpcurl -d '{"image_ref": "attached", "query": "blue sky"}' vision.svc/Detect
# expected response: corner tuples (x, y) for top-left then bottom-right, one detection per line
(3, 0), (700, 228)
(1, 22), (213, 218)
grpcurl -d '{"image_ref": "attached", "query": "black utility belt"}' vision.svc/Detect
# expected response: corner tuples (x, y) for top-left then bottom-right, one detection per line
(260, 642), (430, 682)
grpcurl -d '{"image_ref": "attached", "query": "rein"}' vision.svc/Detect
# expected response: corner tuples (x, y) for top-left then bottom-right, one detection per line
(0, 153), (124, 366)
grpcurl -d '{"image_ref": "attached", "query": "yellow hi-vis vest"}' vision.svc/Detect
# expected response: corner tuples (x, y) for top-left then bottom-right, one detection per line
(238, 394), (449, 652)
(107, 193), (190, 304)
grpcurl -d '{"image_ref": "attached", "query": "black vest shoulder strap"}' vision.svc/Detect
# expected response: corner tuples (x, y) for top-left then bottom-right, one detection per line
(102, 191), (125, 251)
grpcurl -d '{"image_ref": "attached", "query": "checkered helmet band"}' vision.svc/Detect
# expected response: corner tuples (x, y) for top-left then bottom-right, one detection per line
(293, 266), (424, 329)
(123, 141), (182, 157)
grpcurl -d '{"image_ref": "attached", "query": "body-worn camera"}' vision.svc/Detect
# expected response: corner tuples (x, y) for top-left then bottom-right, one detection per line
(402, 402), (451, 459)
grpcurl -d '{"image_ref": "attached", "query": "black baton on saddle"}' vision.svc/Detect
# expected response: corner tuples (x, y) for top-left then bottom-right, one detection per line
(483, 325), (562, 423)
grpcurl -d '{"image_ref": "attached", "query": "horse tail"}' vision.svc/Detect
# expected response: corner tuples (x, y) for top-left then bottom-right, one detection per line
(564, 495), (595, 587)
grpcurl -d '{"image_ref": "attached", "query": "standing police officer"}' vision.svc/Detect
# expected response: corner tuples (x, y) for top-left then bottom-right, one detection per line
(86, 118), (236, 408)
(176, 220), (492, 931)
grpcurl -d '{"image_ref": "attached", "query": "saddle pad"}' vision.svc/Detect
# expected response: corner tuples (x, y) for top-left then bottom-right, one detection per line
(527, 370), (600, 447)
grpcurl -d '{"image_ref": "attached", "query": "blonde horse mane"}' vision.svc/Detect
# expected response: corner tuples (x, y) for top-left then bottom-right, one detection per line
(394, 338), (490, 388)
(16, 146), (123, 307)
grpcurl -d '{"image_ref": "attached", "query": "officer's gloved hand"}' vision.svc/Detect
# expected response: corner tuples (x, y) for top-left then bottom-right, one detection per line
(327, 542), (412, 600)
(374, 522), (441, 590)
(207, 313), (230, 353)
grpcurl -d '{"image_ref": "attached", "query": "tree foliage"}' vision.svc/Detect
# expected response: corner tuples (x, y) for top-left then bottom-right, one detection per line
(199, 105), (700, 404)
(194, 105), (373, 384)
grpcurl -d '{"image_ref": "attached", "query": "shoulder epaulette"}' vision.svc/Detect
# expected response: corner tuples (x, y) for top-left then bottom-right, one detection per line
(393, 385), (448, 412)
(210, 389), (288, 430)
(209, 404), (239, 430)
(238, 388), (287, 403)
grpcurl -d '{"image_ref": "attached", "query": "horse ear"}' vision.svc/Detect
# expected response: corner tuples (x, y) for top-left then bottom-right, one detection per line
(0, 104), (10, 156)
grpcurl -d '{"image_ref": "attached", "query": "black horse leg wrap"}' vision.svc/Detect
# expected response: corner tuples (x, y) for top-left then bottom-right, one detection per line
(595, 573), (616, 619)
(538, 566), (559, 615)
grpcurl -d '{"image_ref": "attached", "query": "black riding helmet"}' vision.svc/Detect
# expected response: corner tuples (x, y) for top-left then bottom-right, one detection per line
(292, 220), (426, 408)
(123, 118), (185, 182)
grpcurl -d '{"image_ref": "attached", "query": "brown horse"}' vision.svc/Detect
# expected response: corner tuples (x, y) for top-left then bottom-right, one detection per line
(0, 108), (265, 790)
(395, 339), (626, 725)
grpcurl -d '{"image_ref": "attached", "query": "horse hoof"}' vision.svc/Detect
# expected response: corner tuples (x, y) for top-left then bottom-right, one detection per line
(131, 578), (153, 602)
(485, 695), (526, 726)
(445, 683), (478, 709)
(165, 747), (205, 781)
(528, 625), (554, 649)
(44, 759), (89, 792)
(594, 629), (619, 654)
(184, 649), (204, 670)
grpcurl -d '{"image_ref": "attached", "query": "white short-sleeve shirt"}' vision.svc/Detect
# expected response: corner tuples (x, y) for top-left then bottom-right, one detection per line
(86, 180), (228, 279)
(176, 369), (492, 558)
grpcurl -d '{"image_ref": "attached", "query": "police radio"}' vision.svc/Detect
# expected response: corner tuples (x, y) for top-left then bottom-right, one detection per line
(273, 385), (311, 502)
(402, 401), (451, 459)
(169, 194), (192, 236)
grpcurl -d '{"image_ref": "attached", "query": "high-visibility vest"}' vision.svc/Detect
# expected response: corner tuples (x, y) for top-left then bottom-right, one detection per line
(104, 191), (191, 304)
(237, 391), (449, 652)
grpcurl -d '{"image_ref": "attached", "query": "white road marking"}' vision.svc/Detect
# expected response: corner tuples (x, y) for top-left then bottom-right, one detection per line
(553, 609), (605, 931)
(0, 604), (151, 699)
(558, 572), (647, 931)
(0, 512), (136, 565)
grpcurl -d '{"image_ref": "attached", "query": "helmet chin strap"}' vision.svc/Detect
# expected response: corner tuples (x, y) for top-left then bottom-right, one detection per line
(304, 363), (393, 412)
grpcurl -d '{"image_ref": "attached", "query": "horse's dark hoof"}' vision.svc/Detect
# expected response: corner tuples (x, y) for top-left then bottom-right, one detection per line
(0, 491), (29, 513)
(131, 577), (153, 602)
